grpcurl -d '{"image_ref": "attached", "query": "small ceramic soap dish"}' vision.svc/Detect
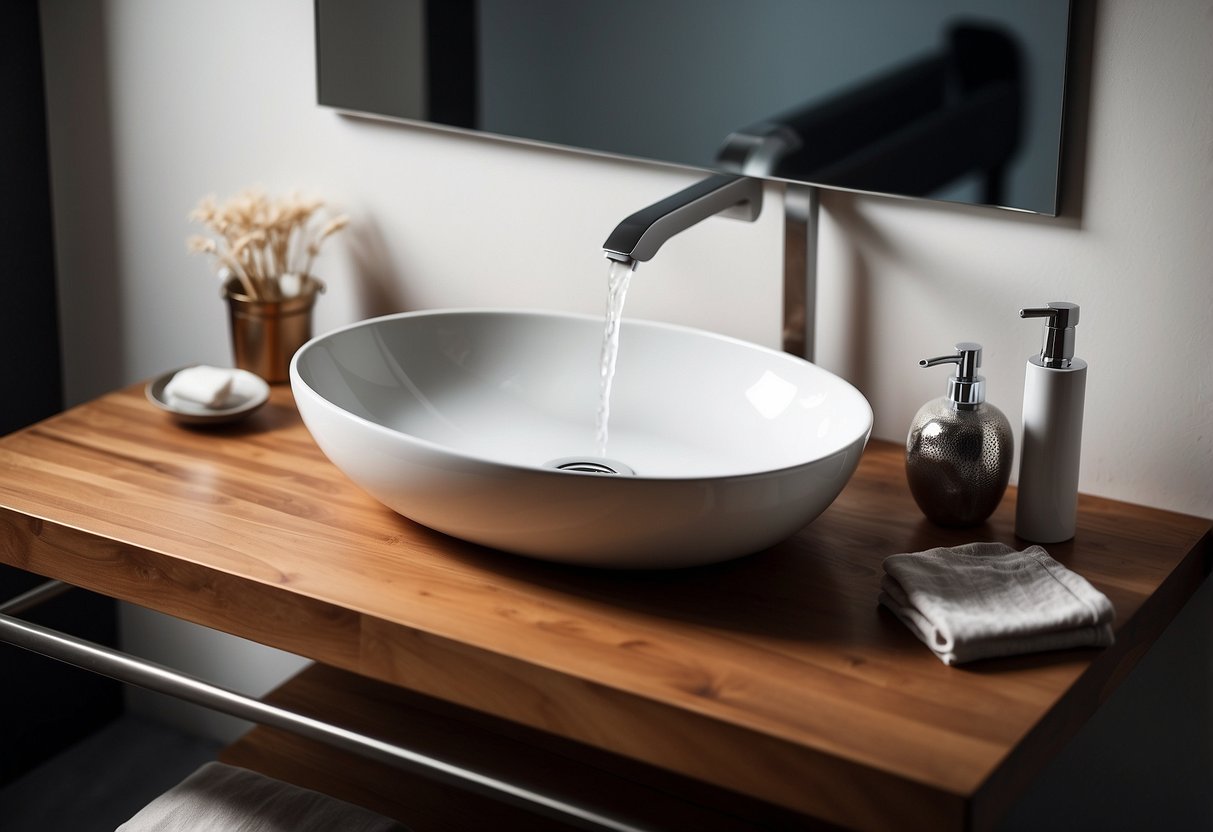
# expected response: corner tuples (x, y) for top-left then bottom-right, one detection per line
(146, 366), (270, 425)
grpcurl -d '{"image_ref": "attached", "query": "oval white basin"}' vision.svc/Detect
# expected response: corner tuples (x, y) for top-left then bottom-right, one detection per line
(290, 309), (872, 568)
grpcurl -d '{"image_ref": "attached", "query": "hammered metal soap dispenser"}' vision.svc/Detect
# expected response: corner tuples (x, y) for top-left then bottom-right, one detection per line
(906, 342), (1013, 527)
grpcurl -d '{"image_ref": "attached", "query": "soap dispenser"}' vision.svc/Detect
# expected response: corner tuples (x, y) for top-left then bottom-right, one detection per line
(1016, 302), (1087, 543)
(906, 342), (1014, 527)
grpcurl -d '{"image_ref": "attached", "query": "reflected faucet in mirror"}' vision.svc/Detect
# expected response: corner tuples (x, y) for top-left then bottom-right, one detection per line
(602, 173), (762, 267)
(717, 24), (1024, 204)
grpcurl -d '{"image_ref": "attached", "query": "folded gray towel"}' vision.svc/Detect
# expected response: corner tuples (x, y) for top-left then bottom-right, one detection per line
(879, 542), (1115, 665)
(117, 762), (408, 832)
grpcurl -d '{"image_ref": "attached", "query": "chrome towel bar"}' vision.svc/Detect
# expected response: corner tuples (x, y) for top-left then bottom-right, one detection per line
(0, 580), (652, 832)
(0, 578), (75, 616)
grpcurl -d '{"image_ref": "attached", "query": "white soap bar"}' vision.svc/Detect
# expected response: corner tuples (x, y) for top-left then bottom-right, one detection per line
(164, 365), (236, 409)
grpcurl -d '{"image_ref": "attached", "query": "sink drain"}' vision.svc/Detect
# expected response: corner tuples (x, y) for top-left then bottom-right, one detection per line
(544, 457), (635, 476)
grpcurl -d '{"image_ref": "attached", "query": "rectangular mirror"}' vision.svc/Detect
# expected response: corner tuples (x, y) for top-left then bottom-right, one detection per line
(316, 0), (1071, 215)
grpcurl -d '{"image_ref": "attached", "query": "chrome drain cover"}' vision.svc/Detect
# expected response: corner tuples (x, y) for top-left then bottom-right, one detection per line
(544, 457), (635, 476)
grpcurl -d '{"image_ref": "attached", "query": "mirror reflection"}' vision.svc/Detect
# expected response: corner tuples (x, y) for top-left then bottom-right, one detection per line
(316, 0), (1070, 214)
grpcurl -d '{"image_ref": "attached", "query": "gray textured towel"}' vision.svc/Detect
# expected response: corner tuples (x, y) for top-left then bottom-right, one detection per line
(116, 762), (408, 832)
(879, 542), (1115, 665)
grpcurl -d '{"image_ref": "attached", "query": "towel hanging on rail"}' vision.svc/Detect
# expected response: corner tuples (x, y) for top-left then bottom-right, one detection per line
(117, 762), (408, 831)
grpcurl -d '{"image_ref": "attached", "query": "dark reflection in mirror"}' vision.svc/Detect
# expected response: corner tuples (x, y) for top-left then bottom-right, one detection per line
(316, 0), (1070, 215)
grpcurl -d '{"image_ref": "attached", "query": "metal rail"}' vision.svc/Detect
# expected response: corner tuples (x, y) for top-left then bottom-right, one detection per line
(0, 580), (652, 832)
(0, 578), (75, 616)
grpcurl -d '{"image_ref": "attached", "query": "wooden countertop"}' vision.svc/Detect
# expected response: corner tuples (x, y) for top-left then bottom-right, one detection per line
(0, 383), (1208, 830)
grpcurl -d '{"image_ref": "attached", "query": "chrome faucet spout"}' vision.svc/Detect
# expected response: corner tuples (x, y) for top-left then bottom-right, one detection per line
(603, 173), (762, 264)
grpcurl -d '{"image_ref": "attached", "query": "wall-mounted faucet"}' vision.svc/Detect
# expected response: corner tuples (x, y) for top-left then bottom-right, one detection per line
(597, 22), (1025, 365)
(602, 173), (762, 267)
(600, 171), (815, 360)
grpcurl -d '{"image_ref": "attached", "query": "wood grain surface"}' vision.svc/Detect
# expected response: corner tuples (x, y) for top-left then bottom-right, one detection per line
(0, 383), (1208, 830)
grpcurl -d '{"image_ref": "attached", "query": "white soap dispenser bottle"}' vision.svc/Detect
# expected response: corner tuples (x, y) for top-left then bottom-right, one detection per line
(1016, 302), (1087, 543)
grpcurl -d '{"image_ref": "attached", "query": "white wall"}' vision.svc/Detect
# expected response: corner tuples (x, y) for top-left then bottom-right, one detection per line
(38, 0), (1211, 778)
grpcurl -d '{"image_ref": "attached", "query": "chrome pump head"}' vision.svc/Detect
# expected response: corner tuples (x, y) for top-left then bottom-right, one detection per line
(920, 342), (986, 410)
(1020, 302), (1079, 368)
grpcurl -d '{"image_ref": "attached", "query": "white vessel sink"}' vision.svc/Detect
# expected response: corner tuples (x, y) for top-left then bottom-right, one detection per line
(291, 309), (872, 568)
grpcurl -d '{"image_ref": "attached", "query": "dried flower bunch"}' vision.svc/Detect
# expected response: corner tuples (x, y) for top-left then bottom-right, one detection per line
(187, 189), (349, 300)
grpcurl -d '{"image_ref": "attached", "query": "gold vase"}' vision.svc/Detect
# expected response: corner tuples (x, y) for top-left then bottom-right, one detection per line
(223, 276), (323, 384)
